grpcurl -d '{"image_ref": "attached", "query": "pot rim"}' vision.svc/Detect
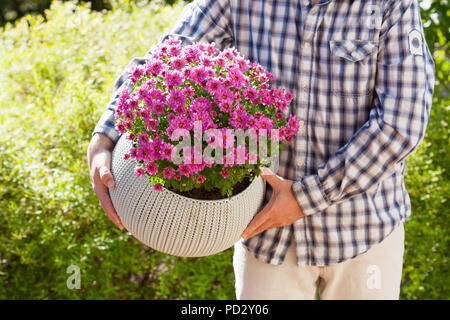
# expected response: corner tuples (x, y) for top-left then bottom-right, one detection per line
(157, 174), (263, 204)
(113, 135), (265, 205)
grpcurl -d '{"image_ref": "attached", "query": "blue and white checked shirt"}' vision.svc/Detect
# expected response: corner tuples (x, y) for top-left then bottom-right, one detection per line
(93, 0), (435, 266)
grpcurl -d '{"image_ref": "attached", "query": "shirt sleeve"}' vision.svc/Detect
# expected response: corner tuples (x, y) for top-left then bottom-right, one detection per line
(92, 0), (234, 143)
(292, 0), (435, 216)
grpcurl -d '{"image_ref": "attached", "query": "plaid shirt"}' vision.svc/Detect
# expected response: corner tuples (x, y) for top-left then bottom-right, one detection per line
(93, 0), (434, 266)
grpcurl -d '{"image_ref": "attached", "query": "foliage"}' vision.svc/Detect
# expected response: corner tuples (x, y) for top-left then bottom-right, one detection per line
(400, 0), (450, 300)
(0, 0), (181, 27)
(0, 0), (233, 299)
(0, 0), (448, 299)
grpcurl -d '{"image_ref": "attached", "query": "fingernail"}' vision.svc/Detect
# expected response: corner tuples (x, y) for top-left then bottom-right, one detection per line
(107, 180), (115, 188)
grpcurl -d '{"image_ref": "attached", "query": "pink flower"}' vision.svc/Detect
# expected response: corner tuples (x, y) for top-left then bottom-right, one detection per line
(130, 65), (143, 84)
(126, 132), (135, 141)
(167, 90), (187, 110)
(243, 87), (258, 102)
(119, 88), (131, 102)
(152, 183), (163, 191)
(170, 57), (186, 70)
(236, 58), (249, 72)
(228, 68), (245, 88)
(247, 115), (257, 128)
(162, 144), (173, 160)
(274, 99), (288, 111)
(145, 118), (159, 132)
(163, 166), (176, 179)
(174, 104), (187, 114)
(191, 97), (212, 113)
(148, 89), (164, 102)
(221, 169), (229, 178)
(168, 45), (181, 57)
(190, 66), (208, 84)
(178, 164), (191, 177)
(218, 101), (233, 113)
(215, 87), (234, 105)
(196, 175), (206, 184)
(138, 132), (149, 145)
(257, 116), (273, 131)
(260, 89), (274, 106)
(183, 45), (201, 62)
(115, 123), (125, 134)
(285, 91), (294, 104)
(272, 87), (285, 100)
(214, 56), (227, 68)
(145, 161), (158, 175)
(148, 138), (165, 160)
(134, 166), (145, 178)
(129, 147), (138, 160)
(182, 86), (195, 98)
(146, 60), (163, 76)
(200, 55), (214, 67)
(166, 71), (183, 88)
(136, 146), (150, 161)
(151, 101), (165, 115)
(206, 79), (221, 94)
(287, 114), (300, 134)
(230, 109), (248, 129)
(170, 115), (192, 131)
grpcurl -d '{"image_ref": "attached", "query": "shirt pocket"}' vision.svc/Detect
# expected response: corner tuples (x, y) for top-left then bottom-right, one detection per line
(329, 40), (378, 97)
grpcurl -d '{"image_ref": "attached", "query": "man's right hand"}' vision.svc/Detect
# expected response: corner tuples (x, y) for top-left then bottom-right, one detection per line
(87, 132), (124, 230)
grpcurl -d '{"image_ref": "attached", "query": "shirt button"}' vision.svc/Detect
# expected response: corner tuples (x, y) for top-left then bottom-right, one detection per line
(300, 81), (308, 89)
(302, 42), (311, 49)
(296, 159), (304, 167)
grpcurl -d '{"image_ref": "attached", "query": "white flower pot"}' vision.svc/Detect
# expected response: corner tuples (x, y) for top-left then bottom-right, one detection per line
(109, 135), (266, 257)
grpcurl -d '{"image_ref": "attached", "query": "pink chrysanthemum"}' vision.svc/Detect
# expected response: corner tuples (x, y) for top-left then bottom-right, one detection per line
(134, 166), (145, 178)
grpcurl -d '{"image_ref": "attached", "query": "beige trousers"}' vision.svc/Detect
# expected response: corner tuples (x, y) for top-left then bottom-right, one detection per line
(233, 224), (405, 300)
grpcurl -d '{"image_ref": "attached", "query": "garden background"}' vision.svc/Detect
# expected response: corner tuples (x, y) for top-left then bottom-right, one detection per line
(0, 0), (448, 299)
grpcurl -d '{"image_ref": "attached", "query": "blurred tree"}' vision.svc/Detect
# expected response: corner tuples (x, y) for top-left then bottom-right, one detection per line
(0, 1), (185, 27)
(0, 0), (117, 26)
(420, 0), (449, 103)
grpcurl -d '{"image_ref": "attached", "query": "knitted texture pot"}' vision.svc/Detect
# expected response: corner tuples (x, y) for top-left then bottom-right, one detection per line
(109, 135), (266, 257)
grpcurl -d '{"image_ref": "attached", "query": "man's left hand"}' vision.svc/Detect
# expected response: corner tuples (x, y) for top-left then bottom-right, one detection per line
(241, 167), (306, 240)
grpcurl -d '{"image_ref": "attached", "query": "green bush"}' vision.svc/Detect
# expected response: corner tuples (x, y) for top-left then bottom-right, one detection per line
(0, 0), (448, 299)
(0, 0), (234, 299)
(0, 0), (182, 27)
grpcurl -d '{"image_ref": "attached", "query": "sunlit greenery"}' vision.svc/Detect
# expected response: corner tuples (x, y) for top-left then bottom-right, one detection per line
(0, 0), (448, 299)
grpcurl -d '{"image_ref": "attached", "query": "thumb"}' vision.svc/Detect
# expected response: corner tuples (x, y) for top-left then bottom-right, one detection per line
(99, 166), (115, 188)
(259, 166), (281, 189)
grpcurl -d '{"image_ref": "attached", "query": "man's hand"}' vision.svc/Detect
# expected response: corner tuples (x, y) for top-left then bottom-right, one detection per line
(87, 133), (124, 230)
(241, 167), (305, 240)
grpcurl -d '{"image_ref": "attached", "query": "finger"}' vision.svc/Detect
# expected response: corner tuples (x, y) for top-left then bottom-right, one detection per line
(260, 166), (282, 189)
(99, 166), (116, 189)
(242, 201), (274, 240)
(94, 184), (124, 230)
(245, 219), (278, 240)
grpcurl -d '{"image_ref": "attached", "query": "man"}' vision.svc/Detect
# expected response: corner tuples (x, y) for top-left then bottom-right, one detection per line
(87, 0), (434, 299)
